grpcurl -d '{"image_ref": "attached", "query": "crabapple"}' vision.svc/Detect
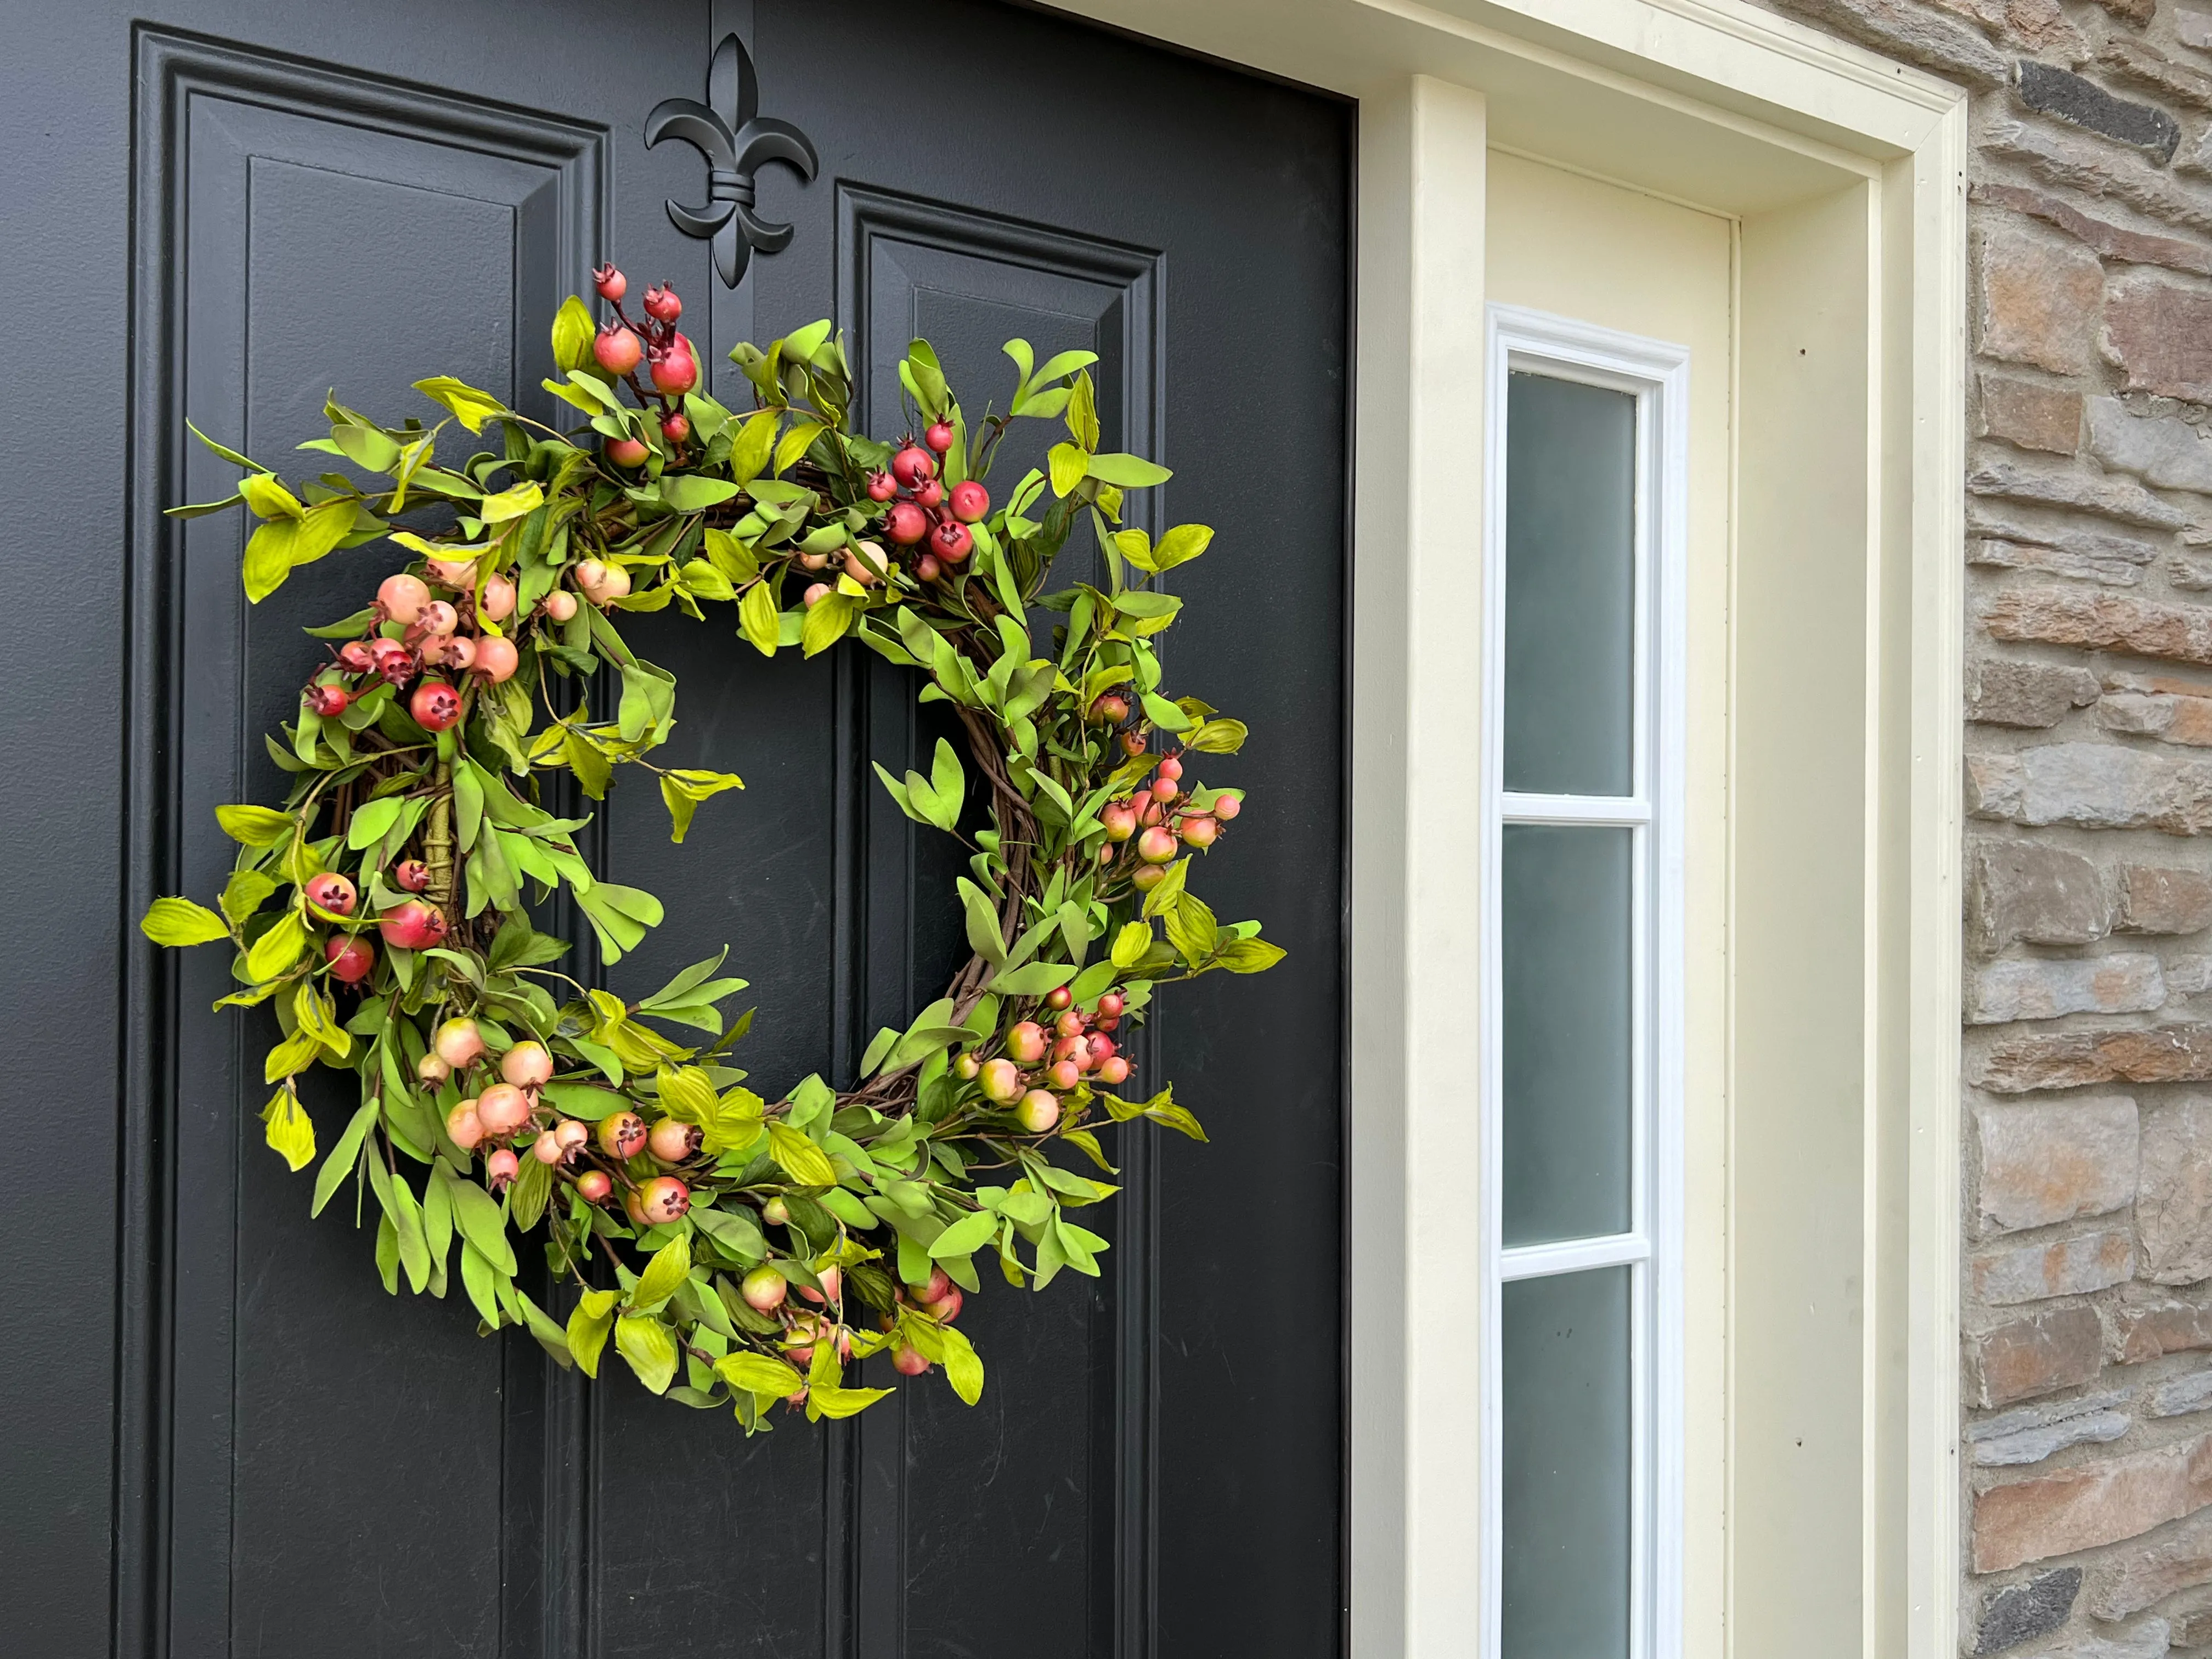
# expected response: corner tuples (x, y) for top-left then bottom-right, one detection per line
(924, 420), (955, 454)
(337, 640), (376, 673)
(555, 1118), (590, 1153)
(410, 680), (462, 731)
(447, 1099), (485, 1150)
(1052, 1035), (1085, 1063)
(642, 283), (682, 323)
(1047, 1060), (1080, 1091)
(605, 436), (649, 468)
(1214, 794), (1242, 821)
(920, 1266), (953, 1303)
(1006, 1022), (1048, 1063)
(890, 445), (936, 488)
(595, 322), (643, 375)
(378, 573), (430, 623)
(1101, 802), (1137, 842)
(950, 480), (989, 523)
(370, 638), (416, 684)
(416, 1052), (452, 1085)
(1097, 1055), (1130, 1086)
(472, 636), (520, 683)
(394, 860), (432, 894)
(915, 554), (943, 582)
(866, 471), (897, 502)
(921, 1286), (964, 1324)
(842, 548), (882, 586)
(915, 478), (944, 510)
(434, 1018), (484, 1067)
(647, 1117), (702, 1163)
(475, 1083), (533, 1137)
(501, 1041), (552, 1088)
(979, 1058), (1023, 1104)
(1158, 754), (1183, 782)
(803, 582), (832, 607)
(486, 1148), (520, 1192)
(1180, 815), (1218, 848)
(1046, 986), (1073, 1012)
(1090, 694), (1130, 725)
(1150, 777), (1178, 803)
(377, 899), (447, 950)
(415, 600), (458, 637)
(305, 872), (357, 916)
(306, 682), (351, 718)
(762, 1197), (791, 1226)
(639, 1175), (690, 1223)
(324, 934), (375, 983)
(544, 590), (578, 623)
(437, 636), (477, 672)
(1137, 826), (1177, 864)
(596, 1110), (647, 1159)
(1131, 864), (1169, 891)
(741, 1266), (788, 1311)
(661, 414), (690, 445)
(648, 339), (698, 395)
(885, 501), (929, 545)
(1087, 1034), (1116, 1065)
(531, 1130), (567, 1165)
(954, 1052), (981, 1080)
(572, 559), (630, 605)
(1120, 731), (1147, 757)
(1055, 1010), (1086, 1039)
(592, 264), (627, 301)
(574, 1169), (613, 1203)
(893, 1343), (930, 1376)
(1015, 1090), (1061, 1133)
(426, 558), (477, 589)
(928, 520), (972, 562)
(1097, 992), (1125, 1018)
(799, 1266), (841, 1305)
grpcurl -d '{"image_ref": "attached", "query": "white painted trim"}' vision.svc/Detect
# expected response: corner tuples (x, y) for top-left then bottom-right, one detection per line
(1480, 303), (1690, 1659)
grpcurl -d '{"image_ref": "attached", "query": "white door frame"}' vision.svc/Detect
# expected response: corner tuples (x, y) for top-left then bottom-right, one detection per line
(1056, 2), (1970, 1652)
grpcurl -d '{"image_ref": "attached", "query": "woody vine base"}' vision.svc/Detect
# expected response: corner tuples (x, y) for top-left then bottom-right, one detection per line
(142, 263), (1277, 1425)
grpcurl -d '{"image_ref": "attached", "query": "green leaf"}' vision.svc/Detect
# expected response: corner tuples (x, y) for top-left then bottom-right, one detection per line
(479, 480), (544, 523)
(1152, 523), (1214, 571)
(801, 592), (859, 658)
(311, 1098), (381, 1217)
(447, 1176), (520, 1276)
(959, 879), (1009, 967)
(551, 294), (596, 372)
(567, 1287), (618, 1378)
(1109, 921), (1152, 970)
(1084, 452), (1172, 489)
(767, 1122), (838, 1187)
(1047, 442), (1088, 498)
(187, 419), (261, 472)
(739, 582), (780, 657)
(729, 409), (778, 484)
(939, 1323), (985, 1405)
(217, 804), (295, 847)
(241, 518), (298, 603)
(659, 769), (744, 844)
(774, 419), (826, 476)
(140, 896), (230, 947)
(1214, 936), (1288, 973)
(629, 1233), (693, 1313)
(806, 1383), (893, 1420)
(614, 1314), (680, 1395)
(260, 1087), (316, 1172)
(1140, 692), (1192, 732)
(245, 912), (308, 983)
(1185, 718), (1249, 755)
(986, 960), (1077, 997)
(716, 1351), (803, 1397)
(927, 1209), (998, 1260)
(661, 473), (742, 512)
(413, 375), (508, 432)
(1165, 893), (1218, 967)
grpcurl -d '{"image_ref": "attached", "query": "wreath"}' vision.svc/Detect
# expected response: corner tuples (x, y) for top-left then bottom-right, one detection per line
(141, 262), (1279, 1426)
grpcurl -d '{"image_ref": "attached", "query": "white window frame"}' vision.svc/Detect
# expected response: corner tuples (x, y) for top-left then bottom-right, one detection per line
(1479, 304), (1689, 1659)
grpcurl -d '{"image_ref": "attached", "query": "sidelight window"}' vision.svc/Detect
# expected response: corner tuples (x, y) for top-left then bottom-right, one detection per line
(1481, 307), (1688, 1659)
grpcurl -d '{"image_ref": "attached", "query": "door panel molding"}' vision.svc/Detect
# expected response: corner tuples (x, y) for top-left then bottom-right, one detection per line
(120, 29), (604, 1654)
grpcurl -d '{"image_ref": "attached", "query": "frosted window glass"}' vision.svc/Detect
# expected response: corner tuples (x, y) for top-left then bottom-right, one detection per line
(1502, 1267), (1633, 1659)
(1502, 824), (1633, 1246)
(1503, 372), (1636, 797)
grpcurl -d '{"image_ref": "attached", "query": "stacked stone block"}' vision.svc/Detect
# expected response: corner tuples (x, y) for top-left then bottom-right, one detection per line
(1755, 0), (2212, 1644)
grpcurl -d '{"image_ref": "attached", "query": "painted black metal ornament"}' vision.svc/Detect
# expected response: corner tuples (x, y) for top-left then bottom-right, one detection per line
(646, 33), (819, 289)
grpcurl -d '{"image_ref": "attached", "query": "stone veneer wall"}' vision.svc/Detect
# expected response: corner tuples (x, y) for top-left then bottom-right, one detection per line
(1751, 0), (2212, 1645)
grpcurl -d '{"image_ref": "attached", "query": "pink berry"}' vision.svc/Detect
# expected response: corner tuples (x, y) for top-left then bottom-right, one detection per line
(324, 934), (375, 984)
(544, 590), (578, 623)
(885, 501), (929, 545)
(893, 1344), (930, 1376)
(979, 1058), (1023, 1104)
(1214, 795), (1242, 821)
(1137, 826), (1177, 864)
(1180, 815), (1219, 848)
(929, 520), (973, 562)
(866, 472), (897, 502)
(891, 446), (936, 488)
(486, 1148), (520, 1192)
(639, 1175), (690, 1222)
(924, 421), (956, 454)
(531, 1131), (567, 1166)
(592, 264), (627, 301)
(803, 582), (832, 607)
(1006, 1022), (1048, 1063)
(378, 573), (430, 623)
(306, 872), (357, 916)
(394, 860), (432, 894)
(447, 1099), (486, 1150)
(595, 323), (643, 376)
(1098, 1056), (1131, 1086)
(597, 1111), (647, 1159)
(605, 437), (650, 469)
(647, 1117), (702, 1163)
(433, 1018), (484, 1067)
(476, 1083), (533, 1137)
(741, 1266), (788, 1311)
(950, 480), (990, 523)
(642, 284), (682, 323)
(306, 682), (351, 717)
(1016, 1090), (1061, 1133)
(472, 636), (520, 682)
(377, 899), (447, 950)
(799, 1266), (842, 1306)
(574, 1169), (613, 1203)
(501, 1042), (553, 1088)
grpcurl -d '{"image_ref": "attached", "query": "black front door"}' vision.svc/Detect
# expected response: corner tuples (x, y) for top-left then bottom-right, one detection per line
(0, 2), (1348, 1654)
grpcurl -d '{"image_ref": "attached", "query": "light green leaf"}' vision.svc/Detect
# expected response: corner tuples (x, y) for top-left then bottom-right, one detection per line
(1048, 442), (1088, 498)
(1084, 452), (1172, 489)
(739, 582), (780, 656)
(716, 1351), (804, 1397)
(1215, 937), (1288, 974)
(140, 896), (230, 947)
(806, 1383), (893, 1420)
(801, 592), (859, 658)
(413, 375), (508, 432)
(767, 1122), (838, 1187)
(245, 912), (308, 983)
(217, 804), (295, 847)
(661, 473), (742, 512)
(311, 1098), (381, 1217)
(567, 1287), (618, 1377)
(1109, 921), (1152, 969)
(479, 481), (544, 523)
(986, 960), (1077, 997)
(614, 1314), (679, 1395)
(260, 1087), (315, 1172)
(629, 1233), (693, 1313)
(551, 295), (596, 373)
(927, 1209), (998, 1260)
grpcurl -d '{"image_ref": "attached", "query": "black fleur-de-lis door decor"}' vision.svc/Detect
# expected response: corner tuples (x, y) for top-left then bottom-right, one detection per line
(646, 32), (819, 289)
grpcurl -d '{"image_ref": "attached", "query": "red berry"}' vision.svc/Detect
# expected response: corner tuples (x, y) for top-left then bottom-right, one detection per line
(1180, 815), (1219, 848)
(1097, 992), (1125, 1018)
(649, 338), (698, 395)
(893, 1344), (930, 1376)
(1047, 1059), (1080, 1090)
(592, 264), (627, 301)
(915, 554), (943, 582)
(890, 446), (936, 488)
(595, 323), (643, 376)
(1055, 1011), (1086, 1039)
(866, 471), (897, 502)
(1046, 986), (1073, 1012)
(336, 641), (375, 674)
(305, 872), (357, 916)
(647, 1117), (702, 1163)
(1214, 795), (1242, 821)
(924, 421), (956, 454)
(393, 860), (432, 894)
(605, 436), (649, 468)
(1097, 1055), (1131, 1086)
(370, 638), (416, 685)
(661, 414), (690, 445)
(915, 478), (944, 509)
(377, 899), (447, 950)
(885, 501), (929, 545)
(1006, 1022), (1048, 1063)
(1087, 1034), (1116, 1065)
(574, 1169), (613, 1203)
(639, 1175), (690, 1223)
(1137, 826), (1177, 864)
(642, 284), (682, 323)
(1158, 755), (1183, 782)
(798, 1266), (842, 1306)
(922, 1286), (964, 1324)
(950, 481), (989, 523)
(1089, 693), (1129, 725)
(741, 1266), (787, 1311)
(1150, 777), (1179, 803)
(486, 1148), (520, 1192)
(305, 682), (351, 717)
(324, 933), (375, 984)
(929, 520), (973, 562)
(410, 680), (463, 732)
(597, 1111), (647, 1159)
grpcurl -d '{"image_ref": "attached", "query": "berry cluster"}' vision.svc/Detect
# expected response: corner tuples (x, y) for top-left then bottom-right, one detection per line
(1093, 748), (1240, 889)
(589, 264), (698, 461)
(952, 984), (1135, 1139)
